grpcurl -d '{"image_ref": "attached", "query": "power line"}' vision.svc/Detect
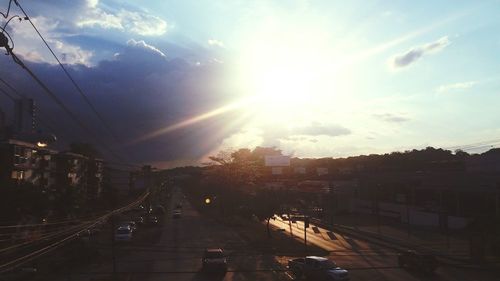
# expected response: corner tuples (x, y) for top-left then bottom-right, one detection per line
(0, 83), (16, 100)
(12, 0), (120, 143)
(1, 43), (128, 163)
(0, 0), (15, 19)
(0, 83), (59, 136)
(1, 78), (141, 168)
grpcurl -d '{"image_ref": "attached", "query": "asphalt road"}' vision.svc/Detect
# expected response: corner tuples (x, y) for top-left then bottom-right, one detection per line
(270, 217), (499, 281)
(113, 187), (287, 281)
(42, 188), (499, 281)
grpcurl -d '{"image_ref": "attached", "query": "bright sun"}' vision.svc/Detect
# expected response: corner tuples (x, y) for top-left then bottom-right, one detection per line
(234, 22), (342, 121)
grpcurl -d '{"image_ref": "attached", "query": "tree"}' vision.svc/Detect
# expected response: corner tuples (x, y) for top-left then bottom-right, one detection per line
(252, 189), (279, 238)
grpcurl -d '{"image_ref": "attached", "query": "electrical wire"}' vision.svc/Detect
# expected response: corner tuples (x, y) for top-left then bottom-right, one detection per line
(13, 0), (121, 143)
(3, 47), (128, 163)
(0, 82), (74, 141)
(0, 0), (14, 18)
(0, 192), (149, 272)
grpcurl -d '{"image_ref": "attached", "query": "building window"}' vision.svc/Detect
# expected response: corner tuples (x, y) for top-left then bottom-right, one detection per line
(11, 170), (24, 180)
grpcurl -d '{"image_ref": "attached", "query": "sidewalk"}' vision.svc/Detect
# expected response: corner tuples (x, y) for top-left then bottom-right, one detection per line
(313, 214), (500, 268)
(335, 214), (468, 256)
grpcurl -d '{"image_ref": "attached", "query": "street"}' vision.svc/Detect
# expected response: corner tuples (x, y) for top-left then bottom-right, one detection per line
(46, 187), (499, 281)
(109, 187), (287, 281)
(269, 217), (499, 280)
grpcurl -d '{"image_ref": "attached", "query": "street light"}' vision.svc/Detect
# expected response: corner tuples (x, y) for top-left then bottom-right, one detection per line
(205, 198), (211, 204)
(36, 142), (47, 148)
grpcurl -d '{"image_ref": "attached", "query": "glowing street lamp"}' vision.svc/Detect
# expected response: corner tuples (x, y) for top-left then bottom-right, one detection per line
(205, 198), (211, 204)
(36, 142), (48, 148)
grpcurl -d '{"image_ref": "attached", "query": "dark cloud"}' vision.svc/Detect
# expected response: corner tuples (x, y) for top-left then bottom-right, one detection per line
(372, 113), (410, 123)
(0, 40), (238, 167)
(390, 36), (450, 68)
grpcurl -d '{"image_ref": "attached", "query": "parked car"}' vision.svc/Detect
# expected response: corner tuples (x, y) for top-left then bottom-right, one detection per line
(114, 226), (133, 242)
(119, 221), (137, 231)
(288, 256), (349, 281)
(202, 248), (227, 273)
(134, 216), (145, 225)
(398, 250), (438, 273)
(173, 209), (182, 219)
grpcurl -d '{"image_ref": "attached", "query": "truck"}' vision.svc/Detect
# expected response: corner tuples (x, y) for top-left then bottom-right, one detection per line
(288, 256), (349, 281)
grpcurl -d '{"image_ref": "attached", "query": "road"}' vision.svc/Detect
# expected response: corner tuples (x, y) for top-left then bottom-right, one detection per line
(112, 187), (286, 281)
(269, 217), (499, 281)
(41, 188), (499, 281)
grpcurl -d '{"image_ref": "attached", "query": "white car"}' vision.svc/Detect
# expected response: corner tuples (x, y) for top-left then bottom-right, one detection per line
(115, 226), (133, 242)
(288, 256), (349, 281)
(120, 221), (137, 231)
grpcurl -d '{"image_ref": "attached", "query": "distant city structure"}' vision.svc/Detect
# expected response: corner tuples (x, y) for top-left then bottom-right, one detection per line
(264, 155), (290, 167)
(13, 98), (36, 133)
(0, 96), (141, 204)
(0, 107), (6, 129)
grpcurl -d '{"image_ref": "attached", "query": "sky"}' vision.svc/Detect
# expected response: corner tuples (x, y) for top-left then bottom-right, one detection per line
(0, 0), (499, 167)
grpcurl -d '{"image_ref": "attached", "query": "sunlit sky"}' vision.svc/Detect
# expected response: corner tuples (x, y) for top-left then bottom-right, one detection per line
(2, 0), (500, 165)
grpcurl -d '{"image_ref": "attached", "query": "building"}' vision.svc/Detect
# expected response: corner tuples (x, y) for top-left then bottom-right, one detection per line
(87, 158), (104, 201)
(13, 98), (35, 133)
(32, 147), (58, 189)
(0, 139), (38, 185)
(104, 167), (132, 195)
(316, 167), (328, 176)
(0, 107), (5, 129)
(294, 167), (306, 174)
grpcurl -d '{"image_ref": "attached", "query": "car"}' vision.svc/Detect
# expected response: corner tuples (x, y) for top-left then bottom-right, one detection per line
(134, 216), (145, 225)
(288, 256), (349, 281)
(145, 216), (159, 225)
(119, 221), (137, 231)
(202, 248), (227, 273)
(173, 209), (182, 219)
(114, 226), (133, 242)
(398, 250), (438, 273)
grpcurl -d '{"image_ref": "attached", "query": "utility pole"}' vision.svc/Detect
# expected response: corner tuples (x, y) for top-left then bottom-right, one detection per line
(111, 190), (117, 280)
(440, 189), (450, 249)
(304, 216), (309, 256)
(406, 186), (412, 238)
(376, 184), (381, 235)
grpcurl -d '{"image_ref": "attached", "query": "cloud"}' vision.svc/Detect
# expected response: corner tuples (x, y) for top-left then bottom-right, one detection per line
(372, 113), (410, 123)
(126, 39), (166, 57)
(117, 10), (168, 36)
(76, 9), (124, 30)
(208, 39), (225, 48)
(390, 36), (450, 68)
(76, 9), (168, 36)
(291, 122), (351, 137)
(436, 81), (477, 93)
(87, 0), (99, 8)
(7, 16), (94, 65)
(0, 39), (237, 165)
